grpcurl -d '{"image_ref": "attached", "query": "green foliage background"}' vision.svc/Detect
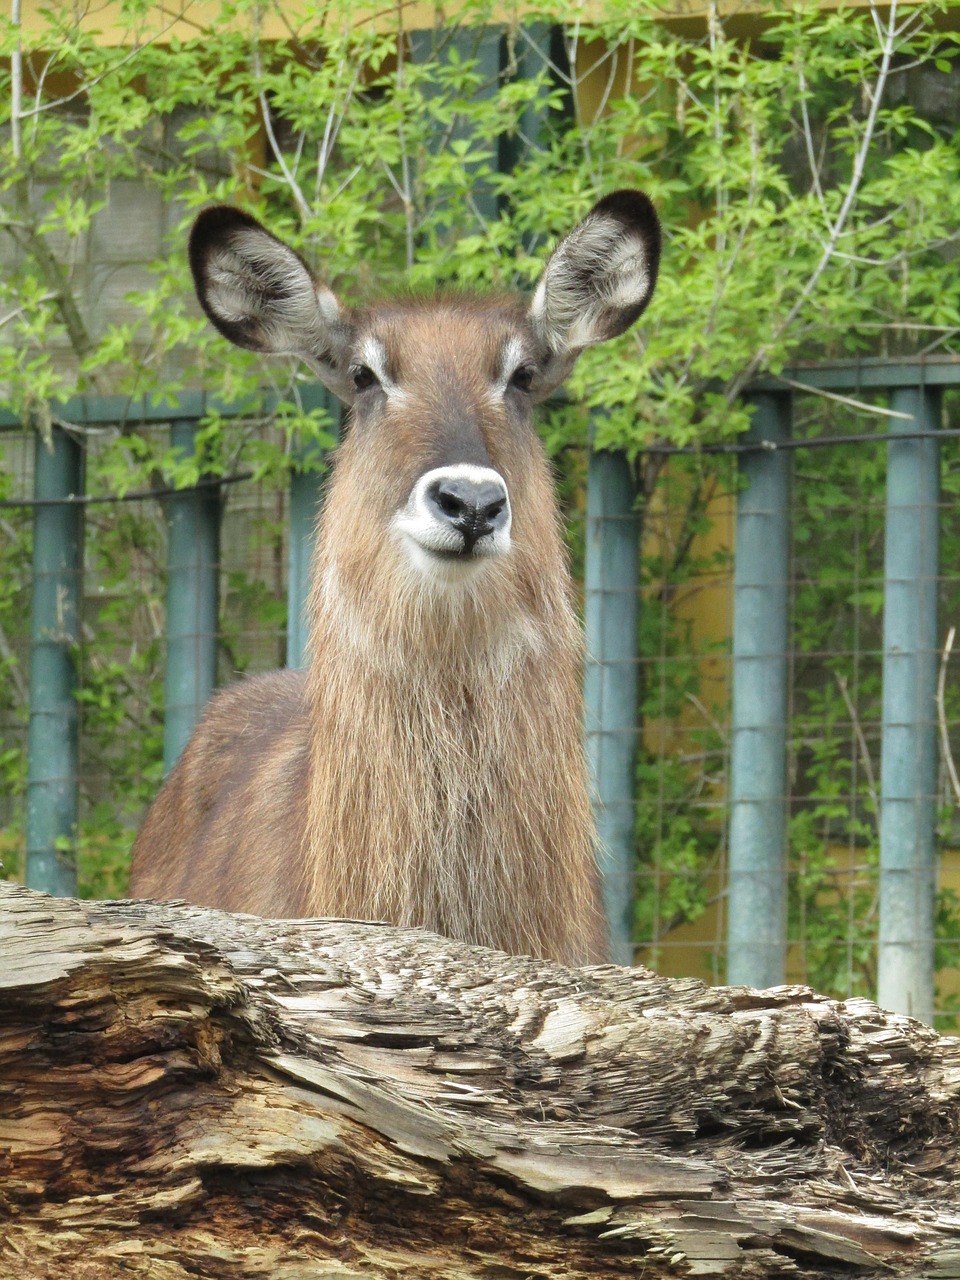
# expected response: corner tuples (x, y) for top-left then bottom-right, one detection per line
(1, 0), (958, 1011)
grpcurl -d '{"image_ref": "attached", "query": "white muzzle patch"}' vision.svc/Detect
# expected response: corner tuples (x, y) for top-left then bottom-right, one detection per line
(393, 464), (512, 580)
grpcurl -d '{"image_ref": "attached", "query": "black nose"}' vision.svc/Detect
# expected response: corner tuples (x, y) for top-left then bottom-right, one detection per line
(426, 476), (509, 552)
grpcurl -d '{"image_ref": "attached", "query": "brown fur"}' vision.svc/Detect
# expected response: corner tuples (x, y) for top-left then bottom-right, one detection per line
(131, 193), (661, 965)
(131, 305), (607, 963)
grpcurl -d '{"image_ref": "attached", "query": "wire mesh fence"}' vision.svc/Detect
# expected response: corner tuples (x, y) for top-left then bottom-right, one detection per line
(0, 416), (301, 898)
(631, 383), (960, 1031)
(3, 0), (960, 1027)
(1, 375), (958, 1026)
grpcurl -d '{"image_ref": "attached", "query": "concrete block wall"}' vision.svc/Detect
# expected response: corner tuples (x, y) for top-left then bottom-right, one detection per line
(0, 105), (230, 389)
(0, 180), (161, 386)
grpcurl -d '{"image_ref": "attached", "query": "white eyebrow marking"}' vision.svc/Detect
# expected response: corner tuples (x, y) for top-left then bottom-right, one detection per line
(360, 335), (404, 399)
(491, 335), (527, 399)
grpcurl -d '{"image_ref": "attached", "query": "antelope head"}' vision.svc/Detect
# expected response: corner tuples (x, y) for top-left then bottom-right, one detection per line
(188, 193), (660, 599)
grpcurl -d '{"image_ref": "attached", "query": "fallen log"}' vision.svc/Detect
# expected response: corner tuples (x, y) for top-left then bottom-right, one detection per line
(1, 881), (959, 1278)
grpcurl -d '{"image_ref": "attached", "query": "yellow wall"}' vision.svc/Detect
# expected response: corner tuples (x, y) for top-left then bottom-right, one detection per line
(638, 847), (960, 1013)
(641, 470), (734, 758)
(14, 0), (949, 45)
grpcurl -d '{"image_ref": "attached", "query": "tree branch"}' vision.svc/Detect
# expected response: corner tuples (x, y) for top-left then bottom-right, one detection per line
(938, 625), (960, 807)
(10, 0), (22, 161)
(4, 213), (106, 392)
(730, 2), (904, 401)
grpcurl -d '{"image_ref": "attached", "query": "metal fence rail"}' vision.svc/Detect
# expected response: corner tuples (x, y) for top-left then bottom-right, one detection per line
(7, 355), (960, 1025)
(5, 386), (338, 895)
(587, 357), (958, 1023)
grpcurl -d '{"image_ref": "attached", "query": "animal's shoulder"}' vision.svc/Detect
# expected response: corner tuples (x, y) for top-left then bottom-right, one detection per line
(201, 667), (308, 734)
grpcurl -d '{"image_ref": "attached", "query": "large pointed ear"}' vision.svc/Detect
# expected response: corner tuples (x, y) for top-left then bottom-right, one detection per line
(529, 190), (660, 373)
(189, 206), (354, 399)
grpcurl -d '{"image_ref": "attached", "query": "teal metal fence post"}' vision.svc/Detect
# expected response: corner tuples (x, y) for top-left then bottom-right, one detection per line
(25, 427), (84, 896)
(727, 392), (791, 988)
(287, 392), (341, 671)
(878, 385), (941, 1025)
(162, 420), (220, 774)
(584, 446), (640, 965)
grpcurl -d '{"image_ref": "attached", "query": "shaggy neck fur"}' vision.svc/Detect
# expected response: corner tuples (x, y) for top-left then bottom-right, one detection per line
(301, 460), (605, 965)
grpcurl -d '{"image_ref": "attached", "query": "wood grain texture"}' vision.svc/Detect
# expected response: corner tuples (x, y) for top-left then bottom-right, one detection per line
(2, 881), (960, 1278)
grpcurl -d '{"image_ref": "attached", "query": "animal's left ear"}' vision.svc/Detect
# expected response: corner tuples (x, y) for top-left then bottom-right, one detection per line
(529, 190), (660, 370)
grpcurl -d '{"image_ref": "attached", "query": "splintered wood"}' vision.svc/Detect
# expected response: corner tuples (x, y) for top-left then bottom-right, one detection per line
(1, 883), (959, 1278)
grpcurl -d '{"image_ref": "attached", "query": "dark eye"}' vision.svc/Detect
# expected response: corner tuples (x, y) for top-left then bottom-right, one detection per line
(509, 365), (535, 393)
(352, 364), (379, 392)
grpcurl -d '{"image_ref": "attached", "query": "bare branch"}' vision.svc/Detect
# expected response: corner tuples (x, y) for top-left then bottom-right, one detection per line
(797, 61), (827, 217)
(937, 626), (960, 808)
(836, 672), (880, 821)
(0, 615), (27, 705)
(4, 218), (104, 387)
(0, 295), (57, 329)
(15, 15), (184, 120)
(10, 0), (22, 161)
(254, 70), (312, 224)
(773, 376), (915, 420)
(316, 61), (361, 193)
(394, 30), (416, 272)
(731, 1), (904, 398)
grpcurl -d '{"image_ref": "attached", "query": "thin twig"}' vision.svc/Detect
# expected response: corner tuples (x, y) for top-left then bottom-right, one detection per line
(773, 376), (915, 420)
(0, 295), (57, 329)
(257, 94), (312, 222)
(316, 62), (360, 191)
(0, 617), (27, 705)
(836, 672), (880, 821)
(708, 2), (726, 261)
(937, 626), (960, 807)
(797, 61), (827, 216)
(394, 29), (415, 271)
(10, 0), (22, 161)
(676, 45), (761, 391)
(684, 692), (729, 747)
(252, 38), (312, 224)
(16, 16), (183, 119)
(730, 0), (903, 400)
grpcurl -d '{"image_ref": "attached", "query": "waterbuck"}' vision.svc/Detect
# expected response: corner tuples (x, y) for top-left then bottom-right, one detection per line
(129, 191), (660, 964)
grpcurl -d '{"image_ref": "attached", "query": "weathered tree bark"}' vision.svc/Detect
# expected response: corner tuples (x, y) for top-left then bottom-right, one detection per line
(1, 883), (959, 1279)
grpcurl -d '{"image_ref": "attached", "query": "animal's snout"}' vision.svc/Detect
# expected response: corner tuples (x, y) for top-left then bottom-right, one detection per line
(393, 464), (513, 575)
(425, 475), (509, 553)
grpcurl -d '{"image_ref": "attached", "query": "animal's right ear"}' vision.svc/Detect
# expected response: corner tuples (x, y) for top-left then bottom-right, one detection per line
(189, 206), (354, 399)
